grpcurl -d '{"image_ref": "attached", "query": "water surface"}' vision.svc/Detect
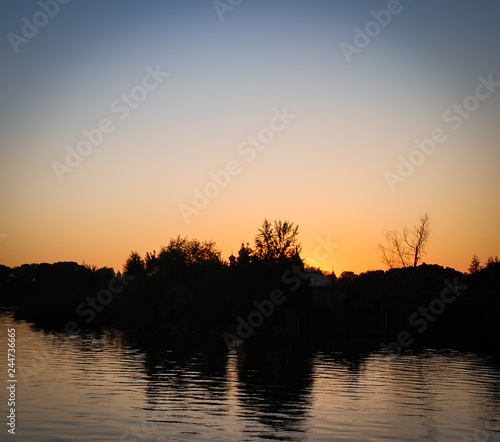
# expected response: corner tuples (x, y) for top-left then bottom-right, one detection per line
(2, 314), (500, 441)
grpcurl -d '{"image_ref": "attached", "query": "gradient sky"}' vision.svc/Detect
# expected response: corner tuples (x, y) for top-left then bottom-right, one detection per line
(1, 0), (500, 275)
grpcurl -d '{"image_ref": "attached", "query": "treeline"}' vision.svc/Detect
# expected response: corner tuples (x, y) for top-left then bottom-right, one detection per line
(328, 261), (500, 347)
(0, 220), (309, 333)
(0, 219), (499, 347)
(0, 247), (307, 335)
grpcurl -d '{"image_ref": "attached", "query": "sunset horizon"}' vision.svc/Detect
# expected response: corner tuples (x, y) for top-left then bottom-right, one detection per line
(2, 2), (499, 279)
(2, 1), (500, 439)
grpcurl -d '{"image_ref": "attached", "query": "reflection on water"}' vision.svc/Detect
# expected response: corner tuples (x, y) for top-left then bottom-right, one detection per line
(2, 313), (500, 441)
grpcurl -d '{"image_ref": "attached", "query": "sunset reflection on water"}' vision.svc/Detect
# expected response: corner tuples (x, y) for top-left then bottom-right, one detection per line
(3, 314), (500, 441)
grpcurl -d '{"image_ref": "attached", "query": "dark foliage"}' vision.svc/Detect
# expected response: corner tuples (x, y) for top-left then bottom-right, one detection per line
(1, 221), (499, 349)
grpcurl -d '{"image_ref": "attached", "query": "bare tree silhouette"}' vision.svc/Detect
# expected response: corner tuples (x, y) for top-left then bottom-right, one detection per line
(379, 213), (431, 268)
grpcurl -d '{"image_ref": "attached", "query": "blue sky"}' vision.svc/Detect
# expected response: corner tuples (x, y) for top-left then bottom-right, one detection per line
(1, 0), (500, 273)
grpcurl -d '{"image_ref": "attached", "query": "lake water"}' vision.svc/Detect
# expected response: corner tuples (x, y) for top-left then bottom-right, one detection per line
(2, 313), (500, 441)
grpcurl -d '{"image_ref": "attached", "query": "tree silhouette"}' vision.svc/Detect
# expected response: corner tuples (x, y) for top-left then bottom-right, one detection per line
(155, 236), (221, 280)
(124, 251), (145, 277)
(144, 250), (158, 277)
(468, 254), (482, 274)
(378, 213), (431, 268)
(486, 255), (499, 269)
(254, 219), (301, 264)
(338, 271), (356, 281)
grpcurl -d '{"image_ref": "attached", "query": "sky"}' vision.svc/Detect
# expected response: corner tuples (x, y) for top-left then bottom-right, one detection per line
(1, 0), (500, 275)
